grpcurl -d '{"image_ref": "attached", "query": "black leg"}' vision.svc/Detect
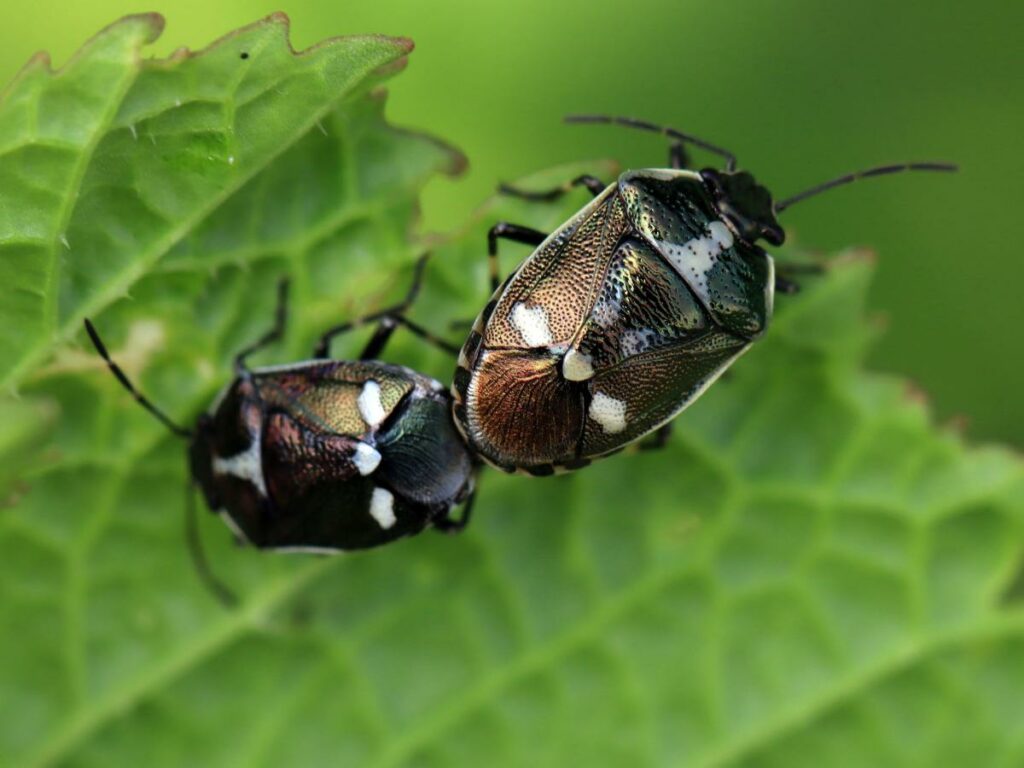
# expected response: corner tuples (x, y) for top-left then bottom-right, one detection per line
(356, 319), (401, 361)
(774, 275), (801, 295)
(185, 479), (237, 607)
(433, 487), (476, 534)
(774, 263), (823, 295)
(488, 223), (547, 292)
(636, 424), (673, 453)
(235, 279), (289, 374)
(314, 254), (447, 358)
(498, 174), (607, 202)
(669, 142), (689, 170)
(356, 314), (459, 360)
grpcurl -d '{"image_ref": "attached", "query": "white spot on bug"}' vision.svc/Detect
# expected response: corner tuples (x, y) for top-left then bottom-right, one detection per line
(369, 487), (396, 529)
(175, 98), (182, 107)
(357, 381), (386, 428)
(511, 302), (553, 346)
(657, 220), (735, 302)
(619, 328), (657, 358)
(59, 234), (70, 250)
(213, 438), (267, 496)
(352, 442), (382, 476)
(589, 392), (627, 434)
(708, 221), (733, 248)
(227, 155), (235, 165)
(562, 349), (594, 381)
(592, 299), (619, 329)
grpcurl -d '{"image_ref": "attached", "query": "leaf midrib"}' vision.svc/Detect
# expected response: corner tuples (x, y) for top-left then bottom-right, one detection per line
(1, 44), (400, 393)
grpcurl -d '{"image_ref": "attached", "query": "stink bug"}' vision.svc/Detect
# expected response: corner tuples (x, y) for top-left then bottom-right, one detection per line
(452, 115), (955, 475)
(86, 258), (475, 603)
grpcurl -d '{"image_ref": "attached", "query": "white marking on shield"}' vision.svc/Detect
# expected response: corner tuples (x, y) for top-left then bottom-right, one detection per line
(511, 302), (553, 346)
(369, 487), (396, 529)
(562, 349), (595, 381)
(352, 442), (382, 476)
(213, 438), (268, 496)
(358, 381), (386, 428)
(589, 392), (628, 434)
(658, 219), (735, 303)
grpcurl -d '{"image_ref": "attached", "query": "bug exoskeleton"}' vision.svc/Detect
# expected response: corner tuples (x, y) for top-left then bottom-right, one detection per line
(452, 115), (956, 476)
(85, 256), (475, 603)
(190, 359), (474, 552)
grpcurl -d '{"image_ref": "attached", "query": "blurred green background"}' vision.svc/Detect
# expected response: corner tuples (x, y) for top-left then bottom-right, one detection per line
(2, 0), (1020, 446)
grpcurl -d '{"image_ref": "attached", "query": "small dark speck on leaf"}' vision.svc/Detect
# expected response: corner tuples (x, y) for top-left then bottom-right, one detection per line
(240, 52), (250, 60)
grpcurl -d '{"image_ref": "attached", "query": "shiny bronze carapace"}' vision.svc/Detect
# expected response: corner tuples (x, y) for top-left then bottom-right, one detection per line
(452, 115), (955, 476)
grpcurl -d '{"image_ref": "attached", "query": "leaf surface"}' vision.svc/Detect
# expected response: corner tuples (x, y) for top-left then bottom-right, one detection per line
(1, 17), (1023, 768)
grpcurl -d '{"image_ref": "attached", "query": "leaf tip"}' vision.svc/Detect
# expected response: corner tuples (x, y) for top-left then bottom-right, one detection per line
(88, 13), (165, 50)
(121, 12), (166, 44)
(264, 10), (292, 26)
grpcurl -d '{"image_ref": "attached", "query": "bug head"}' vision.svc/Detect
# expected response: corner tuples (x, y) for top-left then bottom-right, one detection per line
(700, 169), (785, 247)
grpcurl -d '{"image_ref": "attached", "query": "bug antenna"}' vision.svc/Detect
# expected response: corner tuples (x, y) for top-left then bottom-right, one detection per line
(565, 114), (738, 170)
(83, 319), (193, 439)
(775, 162), (958, 213)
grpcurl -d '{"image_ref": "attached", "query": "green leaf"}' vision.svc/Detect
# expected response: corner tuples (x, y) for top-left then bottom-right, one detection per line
(2, 16), (1023, 768)
(0, 13), (419, 391)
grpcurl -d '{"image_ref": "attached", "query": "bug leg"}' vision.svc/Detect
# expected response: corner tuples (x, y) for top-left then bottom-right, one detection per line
(185, 479), (238, 607)
(774, 275), (801, 295)
(498, 174), (607, 202)
(635, 424), (673, 453)
(774, 264), (823, 295)
(669, 142), (690, 170)
(433, 488), (476, 534)
(488, 223), (547, 292)
(234, 279), (289, 374)
(313, 254), (453, 358)
(358, 315), (460, 360)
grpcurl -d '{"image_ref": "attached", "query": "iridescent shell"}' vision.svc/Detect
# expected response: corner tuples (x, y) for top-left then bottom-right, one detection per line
(192, 360), (474, 550)
(453, 169), (775, 475)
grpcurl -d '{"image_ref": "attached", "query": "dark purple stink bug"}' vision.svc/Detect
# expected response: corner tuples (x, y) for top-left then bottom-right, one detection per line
(86, 258), (476, 603)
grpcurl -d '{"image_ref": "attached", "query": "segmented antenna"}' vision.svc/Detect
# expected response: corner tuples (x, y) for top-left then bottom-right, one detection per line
(83, 319), (193, 439)
(775, 162), (958, 212)
(565, 114), (738, 171)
